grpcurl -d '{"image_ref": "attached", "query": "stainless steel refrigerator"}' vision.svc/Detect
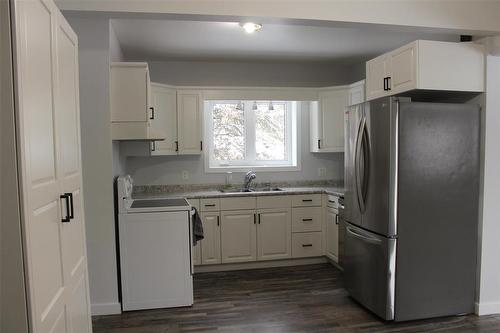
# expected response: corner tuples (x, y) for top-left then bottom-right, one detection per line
(341, 96), (480, 321)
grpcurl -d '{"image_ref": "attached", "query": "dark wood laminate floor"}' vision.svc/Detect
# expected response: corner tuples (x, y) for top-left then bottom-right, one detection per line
(93, 264), (500, 333)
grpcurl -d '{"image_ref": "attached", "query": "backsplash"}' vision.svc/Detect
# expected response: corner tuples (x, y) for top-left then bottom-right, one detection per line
(132, 179), (344, 196)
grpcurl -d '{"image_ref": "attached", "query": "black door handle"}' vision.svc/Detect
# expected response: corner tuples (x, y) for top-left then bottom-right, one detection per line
(149, 107), (155, 120)
(60, 194), (71, 222)
(387, 77), (391, 91)
(66, 192), (74, 219)
(175, 141), (179, 152)
(383, 77), (387, 91)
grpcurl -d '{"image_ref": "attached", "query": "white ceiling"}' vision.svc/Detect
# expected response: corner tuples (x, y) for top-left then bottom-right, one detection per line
(111, 18), (461, 63)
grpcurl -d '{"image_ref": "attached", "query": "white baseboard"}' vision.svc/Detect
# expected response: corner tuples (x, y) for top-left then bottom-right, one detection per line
(194, 257), (328, 273)
(91, 302), (122, 316)
(475, 301), (500, 315)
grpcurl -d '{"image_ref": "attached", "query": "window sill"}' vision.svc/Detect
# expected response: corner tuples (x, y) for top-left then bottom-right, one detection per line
(205, 165), (301, 173)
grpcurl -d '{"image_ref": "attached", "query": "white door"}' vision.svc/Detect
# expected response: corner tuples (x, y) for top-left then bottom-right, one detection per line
(220, 210), (257, 263)
(200, 213), (221, 265)
(389, 42), (417, 94)
(177, 90), (203, 155)
(257, 209), (291, 261)
(318, 89), (348, 152)
(150, 83), (178, 155)
(366, 54), (390, 101)
(55, 11), (92, 333)
(13, 0), (92, 331)
(325, 208), (339, 262)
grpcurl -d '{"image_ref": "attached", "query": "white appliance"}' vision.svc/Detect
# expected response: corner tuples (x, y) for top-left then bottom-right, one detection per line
(117, 175), (194, 311)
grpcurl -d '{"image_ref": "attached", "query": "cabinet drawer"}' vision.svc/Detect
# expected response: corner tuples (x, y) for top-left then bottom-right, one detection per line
(257, 195), (291, 209)
(292, 232), (322, 258)
(220, 197), (256, 211)
(291, 194), (322, 207)
(292, 207), (322, 232)
(326, 195), (339, 209)
(200, 198), (220, 211)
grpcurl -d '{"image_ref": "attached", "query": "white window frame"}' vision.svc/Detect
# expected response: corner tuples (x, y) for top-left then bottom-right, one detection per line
(204, 100), (301, 172)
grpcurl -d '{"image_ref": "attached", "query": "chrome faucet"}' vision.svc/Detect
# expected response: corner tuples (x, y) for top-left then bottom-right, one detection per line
(243, 171), (257, 190)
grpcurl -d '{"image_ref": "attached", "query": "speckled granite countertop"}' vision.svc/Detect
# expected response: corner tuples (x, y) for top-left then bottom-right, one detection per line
(132, 185), (344, 200)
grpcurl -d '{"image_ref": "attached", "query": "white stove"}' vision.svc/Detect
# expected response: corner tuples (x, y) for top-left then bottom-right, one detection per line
(116, 175), (193, 311)
(117, 175), (191, 213)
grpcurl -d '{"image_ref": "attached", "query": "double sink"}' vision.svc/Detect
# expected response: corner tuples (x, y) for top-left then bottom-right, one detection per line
(219, 187), (284, 193)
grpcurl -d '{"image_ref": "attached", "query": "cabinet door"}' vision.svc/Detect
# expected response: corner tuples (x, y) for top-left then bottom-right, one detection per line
(325, 208), (339, 262)
(150, 83), (177, 155)
(389, 42), (417, 94)
(55, 12), (92, 333)
(348, 81), (365, 106)
(317, 89), (347, 152)
(177, 90), (203, 155)
(366, 54), (390, 101)
(201, 213), (221, 265)
(192, 243), (202, 266)
(257, 209), (291, 261)
(220, 210), (257, 263)
(110, 63), (150, 122)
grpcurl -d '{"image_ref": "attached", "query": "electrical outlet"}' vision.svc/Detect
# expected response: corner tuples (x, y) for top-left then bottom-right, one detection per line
(318, 167), (327, 178)
(182, 170), (189, 180)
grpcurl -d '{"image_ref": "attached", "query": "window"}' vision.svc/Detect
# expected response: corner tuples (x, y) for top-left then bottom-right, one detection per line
(205, 100), (299, 171)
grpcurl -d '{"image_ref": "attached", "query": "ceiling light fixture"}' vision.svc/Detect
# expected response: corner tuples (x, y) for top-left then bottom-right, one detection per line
(241, 22), (262, 34)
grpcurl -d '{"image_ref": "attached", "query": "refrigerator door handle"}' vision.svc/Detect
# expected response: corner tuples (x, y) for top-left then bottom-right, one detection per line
(355, 117), (366, 213)
(346, 226), (382, 244)
(361, 120), (370, 208)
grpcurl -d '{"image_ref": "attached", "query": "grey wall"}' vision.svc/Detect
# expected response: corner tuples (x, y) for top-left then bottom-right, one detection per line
(121, 59), (364, 186)
(126, 102), (344, 185)
(0, 1), (29, 331)
(67, 17), (120, 315)
(148, 60), (365, 87)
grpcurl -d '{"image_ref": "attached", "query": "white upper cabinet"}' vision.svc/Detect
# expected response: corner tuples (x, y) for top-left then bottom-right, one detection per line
(310, 87), (348, 153)
(110, 62), (164, 140)
(366, 40), (485, 101)
(121, 85), (205, 156)
(177, 89), (203, 155)
(150, 83), (178, 155)
(348, 80), (365, 106)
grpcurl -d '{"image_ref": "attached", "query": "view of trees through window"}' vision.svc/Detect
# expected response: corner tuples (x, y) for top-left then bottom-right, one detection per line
(210, 101), (290, 165)
(212, 103), (245, 161)
(255, 102), (286, 160)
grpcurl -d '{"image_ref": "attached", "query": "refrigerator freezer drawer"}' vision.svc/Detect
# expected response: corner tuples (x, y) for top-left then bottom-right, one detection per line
(344, 223), (396, 320)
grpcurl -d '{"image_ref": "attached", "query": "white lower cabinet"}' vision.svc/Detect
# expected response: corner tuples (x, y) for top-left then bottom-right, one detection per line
(325, 207), (339, 262)
(220, 210), (257, 263)
(200, 212), (221, 265)
(257, 209), (292, 261)
(191, 194), (342, 268)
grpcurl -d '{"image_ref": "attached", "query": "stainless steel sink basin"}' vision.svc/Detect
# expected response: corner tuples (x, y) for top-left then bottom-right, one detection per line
(254, 187), (284, 192)
(219, 188), (253, 193)
(219, 187), (283, 193)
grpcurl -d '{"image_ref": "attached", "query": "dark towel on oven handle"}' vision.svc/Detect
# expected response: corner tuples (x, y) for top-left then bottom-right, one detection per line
(192, 207), (204, 246)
